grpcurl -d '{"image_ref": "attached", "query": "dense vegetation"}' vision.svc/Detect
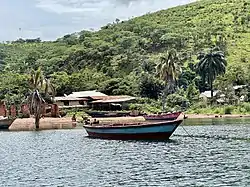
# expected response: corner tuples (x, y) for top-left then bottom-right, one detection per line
(1, 0), (250, 114)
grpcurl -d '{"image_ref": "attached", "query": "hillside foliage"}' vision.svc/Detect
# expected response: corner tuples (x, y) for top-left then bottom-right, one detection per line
(0, 0), (250, 111)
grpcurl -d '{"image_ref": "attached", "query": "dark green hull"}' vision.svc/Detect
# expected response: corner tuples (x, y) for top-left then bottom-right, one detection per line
(0, 118), (15, 130)
(85, 111), (130, 118)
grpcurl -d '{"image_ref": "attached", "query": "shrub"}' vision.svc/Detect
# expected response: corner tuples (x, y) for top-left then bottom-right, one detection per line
(214, 108), (222, 114)
(239, 107), (247, 114)
(129, 104), (143, 111)
(224, 106), (234, 114)
(241, 102), (250, 112)
(166, 93), (189, 109)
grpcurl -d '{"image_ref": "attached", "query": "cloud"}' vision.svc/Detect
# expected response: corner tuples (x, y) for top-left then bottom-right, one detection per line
(0, 0), (196, 41)
(35, 0), (196, 28)
(36, 0), (106, 14)
(36, 0), (196, 16)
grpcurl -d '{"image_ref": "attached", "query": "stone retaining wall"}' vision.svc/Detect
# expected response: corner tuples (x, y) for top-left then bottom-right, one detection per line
(9, 117), (76, 131)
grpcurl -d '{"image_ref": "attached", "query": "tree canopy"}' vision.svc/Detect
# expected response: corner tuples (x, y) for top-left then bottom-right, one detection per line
(0, 0), (249, 111)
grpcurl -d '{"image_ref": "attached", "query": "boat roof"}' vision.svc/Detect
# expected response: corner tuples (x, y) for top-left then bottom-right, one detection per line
(91, 96), (136, 103)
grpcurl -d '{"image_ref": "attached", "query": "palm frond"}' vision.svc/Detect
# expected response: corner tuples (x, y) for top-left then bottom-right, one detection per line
(34, 67), (42, 89)
(44, 79), (49, 96)
(197, 52), (206, 60)
(196, 47), (227, 88)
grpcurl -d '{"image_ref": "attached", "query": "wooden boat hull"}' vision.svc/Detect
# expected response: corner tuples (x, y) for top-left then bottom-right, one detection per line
(143, 112), (182, 121)
(0, 118), (15, 130)
(85, 111), (130, 118)
(83, 119), (183, 140)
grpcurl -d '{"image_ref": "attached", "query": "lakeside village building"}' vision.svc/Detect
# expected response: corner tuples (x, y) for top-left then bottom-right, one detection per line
(54, 90), (136, 111)
(0, 90), (135, 118)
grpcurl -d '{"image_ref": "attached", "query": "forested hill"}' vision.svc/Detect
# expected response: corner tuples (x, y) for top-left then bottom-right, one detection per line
(0, 0), (250, 108)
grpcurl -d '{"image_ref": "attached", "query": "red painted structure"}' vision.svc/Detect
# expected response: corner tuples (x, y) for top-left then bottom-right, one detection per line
(51, 104), (60, 117)
(10, 104), (17, 117)
(0, 101), (62, 120)
(21, 104), (31, 118)
(0, 101), (7, 117)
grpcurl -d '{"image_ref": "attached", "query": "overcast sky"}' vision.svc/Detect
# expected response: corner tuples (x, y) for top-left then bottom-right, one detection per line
(0, 0), (195, 41)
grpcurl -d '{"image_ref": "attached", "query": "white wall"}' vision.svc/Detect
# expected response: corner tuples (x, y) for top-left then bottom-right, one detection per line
(55, 100), (88, 107)
(55, 101), (64, 106)
(69, 101), (80, 106)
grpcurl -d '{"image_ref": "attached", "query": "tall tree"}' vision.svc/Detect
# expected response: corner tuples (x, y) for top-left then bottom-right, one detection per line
(28, 67), (55, 129)
(196, 47), (227, 99)
(156, 49), (182, 110)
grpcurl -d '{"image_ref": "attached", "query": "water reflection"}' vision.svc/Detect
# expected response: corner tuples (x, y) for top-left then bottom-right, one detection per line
(0, 120), (249, 186)
(184, 117), (250, 126)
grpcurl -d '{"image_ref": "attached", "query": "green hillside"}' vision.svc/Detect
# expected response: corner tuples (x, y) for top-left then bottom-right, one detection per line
(0, 0), (250, 112)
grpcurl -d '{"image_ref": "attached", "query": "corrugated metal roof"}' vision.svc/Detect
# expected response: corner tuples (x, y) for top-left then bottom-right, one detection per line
(90, 95), (132, 100)
(58, 105), (87, 109)
(67, 90), (107, 98)
(91, 96), (136, 103)
(233, 85), (247, 90)
(199, 91), (219, 98)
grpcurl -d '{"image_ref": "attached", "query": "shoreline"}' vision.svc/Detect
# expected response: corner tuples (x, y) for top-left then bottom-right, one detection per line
(9, 117), (77, 131)
(86, 114), (250, 121)
(8, 114), (250, 131)
(185, 114), (250, 119)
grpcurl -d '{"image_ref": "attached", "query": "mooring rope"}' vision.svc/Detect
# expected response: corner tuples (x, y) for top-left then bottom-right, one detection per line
(180, 125), (194, 139)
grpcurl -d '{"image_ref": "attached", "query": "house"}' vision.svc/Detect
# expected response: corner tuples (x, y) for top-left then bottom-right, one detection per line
(54, 96), (89, 108)
(54, 90), (136, 110)
(54, 90), (107, 108)
(67, 90), (107, 98)
(199, 85), (248, 104)
(233, 85), (247, 90)
(199, 91), (219, 99)
(199, 85), (247, 99)
(90, 95), (136, 110)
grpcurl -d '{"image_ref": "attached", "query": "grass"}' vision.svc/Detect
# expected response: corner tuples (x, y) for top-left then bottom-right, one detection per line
(66, 111), (88, 118)
(186, 102), (250, 115)
(64, 101), (250, 118)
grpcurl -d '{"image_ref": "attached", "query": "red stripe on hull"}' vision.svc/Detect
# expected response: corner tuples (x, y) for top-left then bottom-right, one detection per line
(144, 112), (182, 121)
(144, 117), (178, 121)
(86, 131), (174, 140)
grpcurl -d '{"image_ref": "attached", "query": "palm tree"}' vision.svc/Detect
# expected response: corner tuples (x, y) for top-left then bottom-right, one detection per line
(156, 49), (182, 110)
(27, 67), (55, 129)
(196, 47), (227, 99)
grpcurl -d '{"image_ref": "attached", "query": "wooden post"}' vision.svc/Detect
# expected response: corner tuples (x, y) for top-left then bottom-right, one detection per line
(0, 101), (7, 117)
(51, 104), (59, 117)
(41, 104), (46, 117)
(10, 104), (17, 118)
(21, 104), (31, 118)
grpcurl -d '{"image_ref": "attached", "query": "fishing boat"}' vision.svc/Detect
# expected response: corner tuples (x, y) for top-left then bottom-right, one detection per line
(85, 111), (130, 118)
(143, 111), (182, 121)
(0, 117), (15, 130)
(83, 118), (183, 140)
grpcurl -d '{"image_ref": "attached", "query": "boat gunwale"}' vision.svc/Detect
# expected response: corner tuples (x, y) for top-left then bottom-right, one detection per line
(143, 111), (182, 118)
(0, 118), (15, 124)
(83, 119), (183, 129)
(0, 118), (16, 129)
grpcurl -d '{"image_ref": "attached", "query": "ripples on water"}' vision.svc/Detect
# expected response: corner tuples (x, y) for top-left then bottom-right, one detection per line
(0, 119), (250, 186)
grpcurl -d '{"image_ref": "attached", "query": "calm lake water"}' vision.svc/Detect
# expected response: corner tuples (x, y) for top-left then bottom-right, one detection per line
(1, 119), (250, 186)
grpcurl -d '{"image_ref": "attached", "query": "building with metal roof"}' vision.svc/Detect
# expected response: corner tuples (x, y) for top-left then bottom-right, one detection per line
(66, 90), (107, 98)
